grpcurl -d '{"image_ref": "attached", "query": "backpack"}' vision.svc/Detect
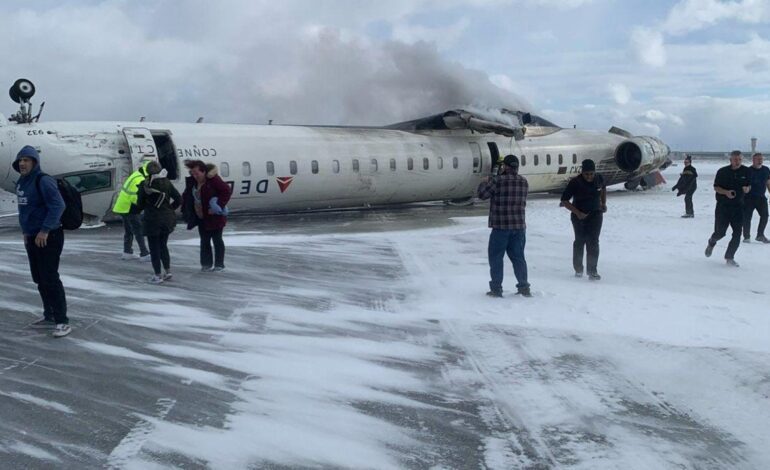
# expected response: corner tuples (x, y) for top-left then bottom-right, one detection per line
(35, 173), (84, 230)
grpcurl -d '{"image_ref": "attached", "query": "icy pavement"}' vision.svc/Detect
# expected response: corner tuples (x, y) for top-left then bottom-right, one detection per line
(1, 162), (769, 469)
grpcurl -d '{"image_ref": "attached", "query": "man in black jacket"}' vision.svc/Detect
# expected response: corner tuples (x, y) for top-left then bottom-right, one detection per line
(742, 153), (770, 243)
(705, 150), (751, 266)
(672, 155), (697, 218)
(561, 159), (607, 280)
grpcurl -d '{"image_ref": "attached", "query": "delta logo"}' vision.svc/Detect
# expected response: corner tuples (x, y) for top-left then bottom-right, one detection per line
(276, 176), (294, 193)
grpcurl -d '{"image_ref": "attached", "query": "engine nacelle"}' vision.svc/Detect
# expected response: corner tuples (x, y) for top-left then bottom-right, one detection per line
(614, 136), (669, 173)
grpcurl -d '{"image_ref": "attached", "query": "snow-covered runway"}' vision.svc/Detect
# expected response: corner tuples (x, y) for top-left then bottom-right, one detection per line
(1, 163), (769, 469)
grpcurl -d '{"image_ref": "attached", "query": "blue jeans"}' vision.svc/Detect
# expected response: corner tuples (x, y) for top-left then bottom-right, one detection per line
(488, 229), (529, 292)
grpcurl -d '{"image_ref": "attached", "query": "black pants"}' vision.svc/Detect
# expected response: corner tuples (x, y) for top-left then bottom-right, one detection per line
(25, 228), (68, 324)
(709, 203), (743, 259)
(684, 189), (695, 216)
(147, 232), (171, 275)
(743, 196), (768, 239)
(571, 212), (603, 274)
(198, 226), (225, 269)
(121, 213), (149, 256)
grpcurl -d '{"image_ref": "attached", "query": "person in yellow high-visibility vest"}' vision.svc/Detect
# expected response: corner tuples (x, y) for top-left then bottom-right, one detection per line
(113, 161), (152, 260)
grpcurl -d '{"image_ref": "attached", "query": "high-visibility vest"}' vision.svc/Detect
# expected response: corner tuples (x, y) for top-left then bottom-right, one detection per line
(112, 163), (149, 214)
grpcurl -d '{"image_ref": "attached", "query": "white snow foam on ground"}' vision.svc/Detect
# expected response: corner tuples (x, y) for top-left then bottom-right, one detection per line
(107, 161), (769, 468)
(3, 160), (770, 468)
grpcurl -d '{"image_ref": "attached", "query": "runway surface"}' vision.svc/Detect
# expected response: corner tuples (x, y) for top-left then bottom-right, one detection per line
(1, 162), (769, 469)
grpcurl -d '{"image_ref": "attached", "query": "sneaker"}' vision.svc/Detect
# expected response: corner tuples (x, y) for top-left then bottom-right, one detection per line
(201, 266), (214, 273)
(212, 266), (226, 272)
(52, 324), (72, 338)
(705, 242), (715, 257)
(743, 238), (751, 243)
(30, 318), (56, 329)
(121, 253), (138, 260)
(148, 274), (164, 284)
(139, 254), (152, 262)
(726, 259), (740, 267)
(756, 236), (770, 244)
(162, 271), (173, 281)
(588, 272), (601, 281)
(486, 290), (503, 298)
(516, 287), (533, 297)
(575, 271), (583, 278)
(681, 214), (694, 218)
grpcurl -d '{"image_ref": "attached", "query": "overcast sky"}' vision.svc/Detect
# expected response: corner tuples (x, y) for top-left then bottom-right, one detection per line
(1, 0), (769, 150)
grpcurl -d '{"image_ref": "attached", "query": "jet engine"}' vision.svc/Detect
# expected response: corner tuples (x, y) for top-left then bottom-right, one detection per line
(614, 136), (669, 173)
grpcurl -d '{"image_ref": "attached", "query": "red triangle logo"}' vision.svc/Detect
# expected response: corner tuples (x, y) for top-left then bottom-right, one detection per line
(276, 176), (294, 193)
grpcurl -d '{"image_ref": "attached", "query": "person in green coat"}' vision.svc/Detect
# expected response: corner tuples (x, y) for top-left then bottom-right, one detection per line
(136, 161), (181, 284)
(112, 161), (151, 260)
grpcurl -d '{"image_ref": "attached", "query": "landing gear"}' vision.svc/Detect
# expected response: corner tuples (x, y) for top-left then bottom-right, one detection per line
(7, 78), (44, 124)
(9, 78), (35, 103)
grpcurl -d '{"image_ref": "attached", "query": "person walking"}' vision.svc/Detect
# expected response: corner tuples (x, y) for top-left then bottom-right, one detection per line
(742, 152), (770, 243)
(112, 161), (151, 261)
(136, 161), (181, 284)
(182, 160), (232, 272)
(560, 159), (607, 280)
(477, 154), (531, 298)
(672, 155), (698, 218)
(13, 145), (71, 337)
(705, 150), (751, 266)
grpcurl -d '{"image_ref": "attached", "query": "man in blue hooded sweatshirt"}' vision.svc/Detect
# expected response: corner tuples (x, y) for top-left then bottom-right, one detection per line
(14, 145), (71, 337)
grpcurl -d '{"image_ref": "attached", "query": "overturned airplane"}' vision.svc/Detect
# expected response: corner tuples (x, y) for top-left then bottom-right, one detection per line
(0, 79), (670, 223)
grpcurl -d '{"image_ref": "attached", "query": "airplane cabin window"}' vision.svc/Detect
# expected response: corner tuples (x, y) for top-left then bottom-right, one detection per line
(290, 160), (297, 175)
(423, 158), (430, 170)
(407, 158), (414, 170)
(546, 154), (551, 165)
(267, 161), (275, 176)
(312, 160), (319, 174)
(62, 171), (112, 194)
(438, 157), (444, 169)
(558, 154), (563, 165)
(472, 156), (479, 171)
(534, 155), (539, 166)
(521, 155), (526, 166)
(242, 162), (251, 177)
(453, 157), (458, 169)
(221, 162), (230, 177)
(332, 160), (340, 173)
(352, 159), (360, 172)
(573, 154), (577, 164)
(390, 158), (396, 171)
(371, 158), (378, 172)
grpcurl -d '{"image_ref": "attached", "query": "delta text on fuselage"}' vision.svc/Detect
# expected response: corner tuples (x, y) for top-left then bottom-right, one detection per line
(0, 79), (671, 224)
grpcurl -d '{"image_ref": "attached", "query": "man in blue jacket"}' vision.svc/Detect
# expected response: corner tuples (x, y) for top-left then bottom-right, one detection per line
(14, 145), (71, 337)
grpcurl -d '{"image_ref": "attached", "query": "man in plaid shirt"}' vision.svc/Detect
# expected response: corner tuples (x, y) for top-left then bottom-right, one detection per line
(477, 154), (531, 298)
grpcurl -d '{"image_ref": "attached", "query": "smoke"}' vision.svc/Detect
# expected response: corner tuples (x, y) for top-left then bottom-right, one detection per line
(0, 3), (530, 127)
(222, 28), (532, 126)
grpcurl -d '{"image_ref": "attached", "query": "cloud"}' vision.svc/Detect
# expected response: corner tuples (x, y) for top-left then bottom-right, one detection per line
(663, 0), (770, 36)
(630, 27), (667, 67)
(609, 83), (632, 105)
(638, 109), (685, 126)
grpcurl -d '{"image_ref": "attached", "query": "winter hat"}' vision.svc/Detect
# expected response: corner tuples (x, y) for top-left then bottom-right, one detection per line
(581, 159), (596, 172)
(12, 145), (40, 172)
(503, 154), (519, 168)
(684, 154), (692, 162)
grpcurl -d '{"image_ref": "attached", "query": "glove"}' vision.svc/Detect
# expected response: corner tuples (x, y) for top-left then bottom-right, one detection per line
(209, 197), (229, 216)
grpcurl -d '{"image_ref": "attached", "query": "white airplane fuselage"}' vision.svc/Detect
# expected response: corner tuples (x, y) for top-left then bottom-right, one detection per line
(0, 120), (670, 222)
